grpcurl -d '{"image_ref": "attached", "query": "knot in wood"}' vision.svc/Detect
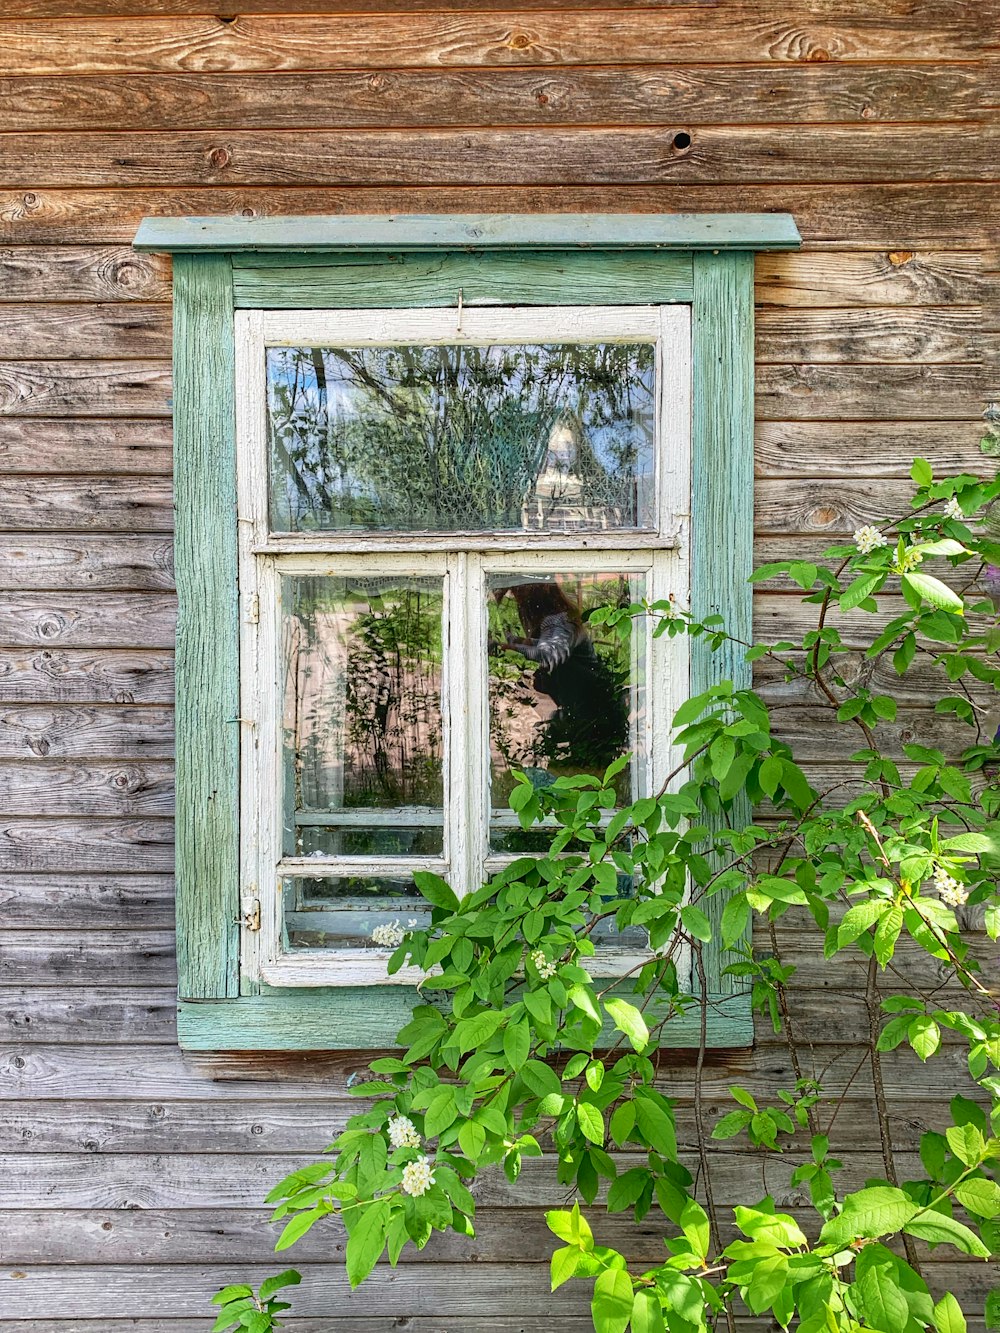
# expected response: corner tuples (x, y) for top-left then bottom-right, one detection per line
(22, 193), (37, 207)
(36, 612), (67, 641)
(27, 735), (51, 756)
(807, 47), (831, 61)
(367, 72), (391, 93)
(888, 250), (915, 267)
(208, 146), (232, 170)
(110, 767), (139, 793)
(507, 31), (532, 49)
(33, 650), (68, 678)
(860, 104), (875, 119)
(240, 207), (256, 219)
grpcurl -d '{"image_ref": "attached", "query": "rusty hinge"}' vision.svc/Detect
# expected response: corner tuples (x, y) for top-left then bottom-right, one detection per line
(245, 593), (260, 625)
(236, 897), (261, 932)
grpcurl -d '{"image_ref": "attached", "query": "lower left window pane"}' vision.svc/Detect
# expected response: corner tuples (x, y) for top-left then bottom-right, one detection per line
(282, 573), (446, 857)
(283, 875), (429, 950)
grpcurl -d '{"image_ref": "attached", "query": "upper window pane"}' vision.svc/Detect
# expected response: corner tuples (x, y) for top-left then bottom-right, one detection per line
(266, 343), (655, 534)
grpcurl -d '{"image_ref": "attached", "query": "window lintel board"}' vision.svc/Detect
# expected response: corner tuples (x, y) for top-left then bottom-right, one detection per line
(138, 213), (800, 1052)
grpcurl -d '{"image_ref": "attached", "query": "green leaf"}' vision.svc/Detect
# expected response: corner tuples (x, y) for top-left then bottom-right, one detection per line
(412, 870), (461, 913)
(680, 904), (713, 943)
(721, 893), (751, 949)
(954, 1177), (1000, 1220)
(592, 1267), (634, 1333)
(837, 898), (885, 947)
(605, 998), (650, 1052)
(841, 572), (885, 610)
(819, 1186), (917, 1246)
(854, 1248), (909, 1333)
(546, 1202), (593, 1250)
(947, 1122), (987, 1168)
(912, 457), (933, 486)
(503, 1018), (530, 1071)
(904, 1210), (990, 1257)
(631, 1289), (666, 1333)
(577, 1102), (605, 1145)
(902, 572), (964, 614)
(258, 1270), (301, 1302)
(212, 1287), (254, 1307)
(934, 1291), (968, 1333)
(276, 1208), (325, 1251)
(522, 1059), (562, 1098)
(346, 1199), (390, 1288)
(908, 1015), (941, 1062)
(550, 1244), (581, 1291)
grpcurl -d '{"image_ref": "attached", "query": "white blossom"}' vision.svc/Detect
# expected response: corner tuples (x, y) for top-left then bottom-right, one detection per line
(933, 867), (969, 908)
(401, 1156), (435, 1197)
(387, 1115), (422, 1150)
(944, 496), (964, 520)
(372, 921), (405, 948)
(530, 947), (557, 980)
(894, 545), (924, 574)
(407, 919), (419, 929)
(854, 526), (888, 555)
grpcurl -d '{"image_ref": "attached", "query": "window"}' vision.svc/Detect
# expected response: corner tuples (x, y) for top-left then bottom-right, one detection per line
(237, 305), (690, 988)
(134, 212), (800, 1050)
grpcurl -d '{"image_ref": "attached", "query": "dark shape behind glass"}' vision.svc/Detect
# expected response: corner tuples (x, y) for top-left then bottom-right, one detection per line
(267, 343), (655, 533)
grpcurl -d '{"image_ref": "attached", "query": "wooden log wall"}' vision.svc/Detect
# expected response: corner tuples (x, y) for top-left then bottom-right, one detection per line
(0, 2), (997, 1327)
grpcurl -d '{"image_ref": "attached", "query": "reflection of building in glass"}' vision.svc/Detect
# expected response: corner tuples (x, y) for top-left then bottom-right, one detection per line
(523, 418), (636, 531)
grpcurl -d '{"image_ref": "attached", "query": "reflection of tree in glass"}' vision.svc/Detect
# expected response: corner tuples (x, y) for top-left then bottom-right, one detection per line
(489, 576), (633, 801)
(267, 343), (654, 532)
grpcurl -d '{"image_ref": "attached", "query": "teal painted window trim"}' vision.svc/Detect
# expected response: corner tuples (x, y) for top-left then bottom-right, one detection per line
(143, 213), (800, 1052)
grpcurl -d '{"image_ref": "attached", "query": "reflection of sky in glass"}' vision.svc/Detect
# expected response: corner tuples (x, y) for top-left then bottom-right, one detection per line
(266, 343), (655, 533)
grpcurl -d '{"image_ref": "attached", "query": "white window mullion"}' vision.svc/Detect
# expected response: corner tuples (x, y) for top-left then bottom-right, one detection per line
(446, 553), (489, 900)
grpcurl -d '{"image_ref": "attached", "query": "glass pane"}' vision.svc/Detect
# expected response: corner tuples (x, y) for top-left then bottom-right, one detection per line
(283, 875), (429, 951)
(488, 570), (646, 852)
(283, 575), (445, 856)
(267, 343), (655, 533)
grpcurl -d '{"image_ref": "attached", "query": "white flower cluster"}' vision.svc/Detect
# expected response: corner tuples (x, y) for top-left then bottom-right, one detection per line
(530, 948), (557, 980)
(387, 1115), (422, 1150)
(371, 921), (405, 948)
(401, 1156), (435, 1197)
(893, 545), (924, 575)
(944, 496), (964, 521)
(854, 525), (888, 555)
(933, 867), (969, 908)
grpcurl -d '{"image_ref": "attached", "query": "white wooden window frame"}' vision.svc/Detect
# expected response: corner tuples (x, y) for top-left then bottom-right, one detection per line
(234, 305), (691, 989)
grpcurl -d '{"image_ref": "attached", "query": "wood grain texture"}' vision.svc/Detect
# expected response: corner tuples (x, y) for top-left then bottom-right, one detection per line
(0, 479), (173, 532)
(0, 760), (173, 815)
(756, 306), (982, 363)
(0, 303), (171, 359)
(0, 420), (172, 474)
(0, 874), (173, 926)
(0, 594), (175, 648)
(0, 705), (174, 759)
(0, 362), (170, 418)
(690, 250), (754, 996)
(0, 819), (173, 873)
(171, 253), (238, 1001)
(0, 650), (173, 703)
(756, 250), (984, 307)
(0, 246), (170, 300)
(0, 986), (175, 1042)
(232, 247), (693, 308)
(0, 536), (174, 590)
(754, 421), (987, 477)
(756, 363), (988, 420)
(0, 65), (985, 132)
(7, 185), (1000, 247)
(755, 476), (953, 533)
(10, 126), (996, 189)
(0, 11), (986, 76)
(0, 930), (176, 985)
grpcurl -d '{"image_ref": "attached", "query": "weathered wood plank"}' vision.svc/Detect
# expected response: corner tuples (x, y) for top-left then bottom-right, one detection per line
(0, 760), (173, 815)
(0, 362), (170, 418)
(0, 650), (174, 703)
(0, 65), (984, 132)
(755, 476), (955, 532)
(0, 875), (173, 927)
(0, 930), (176, 986)
(0, 246), (170, 300)
(0, 303), (171, 360)
(6, 184), (1000, 248)
(0, 594), (175, 649)
(171, 252), (239, 1002)
(0, 821), (173, 873)
(0, 12), (984, 76)
(0, 420), (172, 474)
(0, 987), (174, 1044)
(0, 1041), (977, 1102)
(756, 307), (981, 363)
(756, 364), (987, 420)
(232, 247), (693, 308)
(0, 536), (173, 589)
(0, 478), (173, 532)
(0, 706), (174, 759)
(9, 126), (996, 188)
(756, 250), (984, 307)
(754, 421), (988, 477)
(4, 0), (985, 13)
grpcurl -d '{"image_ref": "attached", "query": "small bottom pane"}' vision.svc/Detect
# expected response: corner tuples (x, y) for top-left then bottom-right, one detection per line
(283, 875), (429, 951)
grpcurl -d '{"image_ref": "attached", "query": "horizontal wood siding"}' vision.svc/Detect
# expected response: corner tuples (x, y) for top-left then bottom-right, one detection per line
(1, 3), (995, 1327)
